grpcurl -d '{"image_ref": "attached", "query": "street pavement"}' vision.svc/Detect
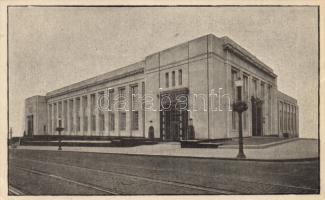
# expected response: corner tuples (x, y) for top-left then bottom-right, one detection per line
(9, 149), (319, 195)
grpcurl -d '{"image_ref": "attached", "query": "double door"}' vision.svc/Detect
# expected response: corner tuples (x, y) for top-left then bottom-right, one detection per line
(161, 108), (188, 141)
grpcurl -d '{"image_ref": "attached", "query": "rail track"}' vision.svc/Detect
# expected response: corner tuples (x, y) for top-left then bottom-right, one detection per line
(9, 157), (319, 195)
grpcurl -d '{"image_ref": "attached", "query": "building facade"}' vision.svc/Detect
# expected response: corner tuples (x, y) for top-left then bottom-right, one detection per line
(24, 34), (299, 140)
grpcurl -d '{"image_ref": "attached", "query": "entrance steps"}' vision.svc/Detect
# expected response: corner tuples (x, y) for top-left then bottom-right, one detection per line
(180, 139), (231, 148)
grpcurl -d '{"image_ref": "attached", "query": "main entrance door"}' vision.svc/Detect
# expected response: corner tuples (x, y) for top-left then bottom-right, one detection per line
(251, 97), (263, 136)
(160, 88), (189, 141)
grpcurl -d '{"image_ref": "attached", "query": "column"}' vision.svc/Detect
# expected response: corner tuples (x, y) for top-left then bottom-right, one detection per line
(104, 90), (109, 136)
(73, 98), (77, 135)
(88, 94), (92, 136)
(80, 96), (84, 135)
(95, 92), (100, 136)
(67, 99), (70, 135)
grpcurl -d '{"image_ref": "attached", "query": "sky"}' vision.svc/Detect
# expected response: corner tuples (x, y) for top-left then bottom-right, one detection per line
(8, 6), (318, 138)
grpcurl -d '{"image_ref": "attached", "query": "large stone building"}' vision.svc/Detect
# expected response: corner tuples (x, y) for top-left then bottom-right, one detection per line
(24, 34), (299, 140)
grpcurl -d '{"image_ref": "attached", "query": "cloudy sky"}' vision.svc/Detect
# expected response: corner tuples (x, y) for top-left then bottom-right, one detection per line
(8, 6), (318, 138)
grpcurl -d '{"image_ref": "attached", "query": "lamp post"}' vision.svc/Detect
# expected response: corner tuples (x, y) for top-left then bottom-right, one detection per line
(233, 78), (248, 159)
(56, 118), (64, 151)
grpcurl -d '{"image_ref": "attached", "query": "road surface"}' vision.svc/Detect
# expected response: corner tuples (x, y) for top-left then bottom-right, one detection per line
(8, 149), (319, 195)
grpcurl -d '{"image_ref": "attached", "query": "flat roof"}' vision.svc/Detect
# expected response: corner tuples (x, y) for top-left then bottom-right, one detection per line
(46, 61), (144, 98)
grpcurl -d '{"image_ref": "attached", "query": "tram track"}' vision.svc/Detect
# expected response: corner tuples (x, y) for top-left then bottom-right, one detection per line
(9, 156), (319, 194)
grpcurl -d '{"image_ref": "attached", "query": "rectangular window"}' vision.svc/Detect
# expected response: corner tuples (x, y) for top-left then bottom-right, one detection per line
(69, 100), (74, 132)
(109, 113), (115, 131)
(76, 98), (80, 132)
(252, 79), (257, 97)
(231, 69), (238, 130)
(99, 113), (105, 132)
(279, 102), (283, 133)
(108, 90), (114, 110)
(58, 102), (62, 119)
(243, 75), (248, 130)
(284, 104), (287, 131)
(49, 104), (52, 134)
(268, 85), (272, 132)
(131, 85), (138, 110)
(231, 70), (238, 101)
(292, 106), (297, 134)
(54, 103), (57, 127)
(172, 71), (175, 86)
(119, 112), (126, 131)
(64, 100), (68, 130)
(261, 82), (265, 99)
(118, 87), (126, 110)
(132, 111), (139, 130)
(165, 72), (169, 88)
(178, 69), (182, 85)
(243, 75), (248, 101)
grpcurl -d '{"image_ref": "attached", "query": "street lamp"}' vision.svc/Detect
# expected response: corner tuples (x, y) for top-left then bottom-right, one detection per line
(56, 118), (64, 151)
(233, 77), (248, 159)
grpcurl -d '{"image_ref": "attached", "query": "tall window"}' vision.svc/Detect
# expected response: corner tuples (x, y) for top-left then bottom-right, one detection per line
(82, 96), (88, 131)
(288, 105), (291, 131)
(76, 98), (80, 132)
(109, 113), (115, 131)
(131, 85), (139, 130)
(178, 69), (182, 85)
(243, 75), (248, 130)
(98, 92), (105, 132)
(91, 94), (96, 131)
(252, 79), (257, 97)
(292, 106), (297, 134)
(132, 111), (139, 130)
(69, 100), (74, 132)
(131, 85), (139, 110)
(279, 102), (283, 132)
(268, 85), (272, 132)
(119, 112), (126, 131)
(261, 82), (265, 99)
(108, 90), (114, 110)
(118, 87), (126, 110)
(284, 103), (287, 131)
(172, 71), (175, 86)
(243, 75), (248, 101)
(231, 69), (238, 130)
(165, 72), (169, 88)
(108, 90), (115, 131)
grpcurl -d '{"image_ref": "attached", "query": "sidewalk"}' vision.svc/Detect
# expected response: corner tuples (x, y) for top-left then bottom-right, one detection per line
(14, 138), (319, 160)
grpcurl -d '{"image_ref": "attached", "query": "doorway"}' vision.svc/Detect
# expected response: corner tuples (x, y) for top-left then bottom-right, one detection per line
(160, 88), (189, 141)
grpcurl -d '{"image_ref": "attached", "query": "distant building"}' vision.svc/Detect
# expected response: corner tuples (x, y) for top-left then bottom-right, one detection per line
(24, 34), (298, 140)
